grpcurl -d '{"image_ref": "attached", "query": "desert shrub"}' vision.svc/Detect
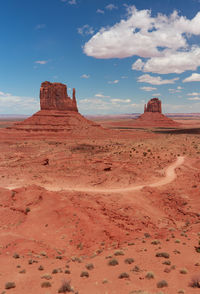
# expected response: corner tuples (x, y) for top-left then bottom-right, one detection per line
(131, 265), (140, 272)
(164, 267), (171, 273)
(80, 271), (89, 278)
(85, 263), (94, 270)
(151, 240), (160, 245)
(108, 258), (119, 266)
(145, 271), (154, 279)
(5, 282), (16, 289)
(64, 270), (71, 274)
(190, 275), (200, 288)
(157, 280), (168, 288)
(41, 281), (51, 288)
(38, 265), (44, 271)
(195, 246), (200, 253)
(144, 233), (151, 238)
(41, 274), (52, 280)
(25, 207), (30, 214)
(19, 269), (26, 274)
(124, 258), (134, 264)
(162, 260), (171, 265)
(175, 239), (181, 243)
(13, 253), (20, 259)
(128, 242), (135, 246)
(179, 268), (188, 274)
(114, 250), (124, 256)
(118, 272), (130, 279)
(56, 255), (63, 259)
(155, 252), (170, 259)
(52, 268), (59, 274)
(58, 279), (73, 293)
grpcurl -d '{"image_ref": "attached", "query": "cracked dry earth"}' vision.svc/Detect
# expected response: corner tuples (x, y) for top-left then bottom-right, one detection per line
(0, 124), (200, 294)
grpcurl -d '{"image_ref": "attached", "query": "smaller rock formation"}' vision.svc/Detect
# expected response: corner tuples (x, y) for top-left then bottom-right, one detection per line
(40, 81), (78, 112)
(136, 97), (179, 127)
(144, 98), (162, 113)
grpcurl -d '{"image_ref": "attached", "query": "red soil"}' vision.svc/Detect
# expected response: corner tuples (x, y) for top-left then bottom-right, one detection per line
(0, 118), (200, 293)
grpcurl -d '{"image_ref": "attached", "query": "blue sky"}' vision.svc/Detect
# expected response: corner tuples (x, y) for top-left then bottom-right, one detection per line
(0, 0), (200, 115)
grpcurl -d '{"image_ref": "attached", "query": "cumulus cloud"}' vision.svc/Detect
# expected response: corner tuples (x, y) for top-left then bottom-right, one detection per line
(79, 97), (142, 114)
(35, 60), (48, 65)
(97, 9), (104, 14)
(132, 47), (200, 74)
(83, 6), (200, 74)
(61, 0), (77, 4)
(105, 4), (118, 10)
(187, 97), (200, 100)
(111, 98), (131, 103)
(81, 74), (90, 79)
(138, 74), (179, 85)
(0, 91), (39, 114)
(183, 73), (200, 82)
(78, 25), (94, 36)
(187, 92), (200, 96)
(140, 86), (157, 91)
(168, 86), (183, 93)
(95, 93), (110, 98)
(108, 80), (119, 84)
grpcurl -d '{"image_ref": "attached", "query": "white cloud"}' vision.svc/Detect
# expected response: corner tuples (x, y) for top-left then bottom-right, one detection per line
(108, 80), (119, 84)
(35, 60), (48, 65)
(183, 73), (200, 82)
(105, 4), (118, 10)
(152, 93), (161, 97)
(35, 24), (46, 30)
(61, 0), (77, 4)
(79, 97), (142, 114)
(95, 93), (110, 98)
(111, 98), (131, 103)
(0, 92), (39, 114)
(187, 97), (200, 100)
(138, 74), (179, 85)
(81, 74), (90, 79)
(83, 6), (200, 74)
(187, 92), (200, 96)
(97, 9), (104, 14)
(140, 86), (157, 91)
(78, 25), (94, 36)
(132, 47), (200, 74)
(69, 0), (77, 4)
(168, 86), (183, 93)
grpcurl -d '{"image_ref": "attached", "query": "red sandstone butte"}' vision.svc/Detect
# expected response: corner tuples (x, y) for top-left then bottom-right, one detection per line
(144, 97), (162, 113)
(136, 97), (179, 127)
(11, 81), (109, 136)
(40, 81), (78, 112)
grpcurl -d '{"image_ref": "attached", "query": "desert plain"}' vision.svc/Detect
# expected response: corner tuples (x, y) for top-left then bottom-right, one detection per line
(0, 106), (200, 294)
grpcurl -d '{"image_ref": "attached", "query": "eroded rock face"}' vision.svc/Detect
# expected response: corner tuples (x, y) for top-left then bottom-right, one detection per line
(40, 81), (78, 112)
(144, 98), (162, 113)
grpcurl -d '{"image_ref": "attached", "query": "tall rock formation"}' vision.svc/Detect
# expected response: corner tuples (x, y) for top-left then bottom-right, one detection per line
(11, 81), (108, 137)
(40, 81), (78, 112)
(144, 98), (162, 113)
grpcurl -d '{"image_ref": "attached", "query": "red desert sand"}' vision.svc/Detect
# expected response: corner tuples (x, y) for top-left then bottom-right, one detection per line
(0, 82), (200, 294)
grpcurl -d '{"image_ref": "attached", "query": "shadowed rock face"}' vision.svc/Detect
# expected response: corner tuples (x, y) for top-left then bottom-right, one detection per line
(40, 81), (78, 112)
(144, 98), (162, 113)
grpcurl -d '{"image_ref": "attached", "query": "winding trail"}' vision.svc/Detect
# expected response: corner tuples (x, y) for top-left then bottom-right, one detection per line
(45, 156), (185, 193)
